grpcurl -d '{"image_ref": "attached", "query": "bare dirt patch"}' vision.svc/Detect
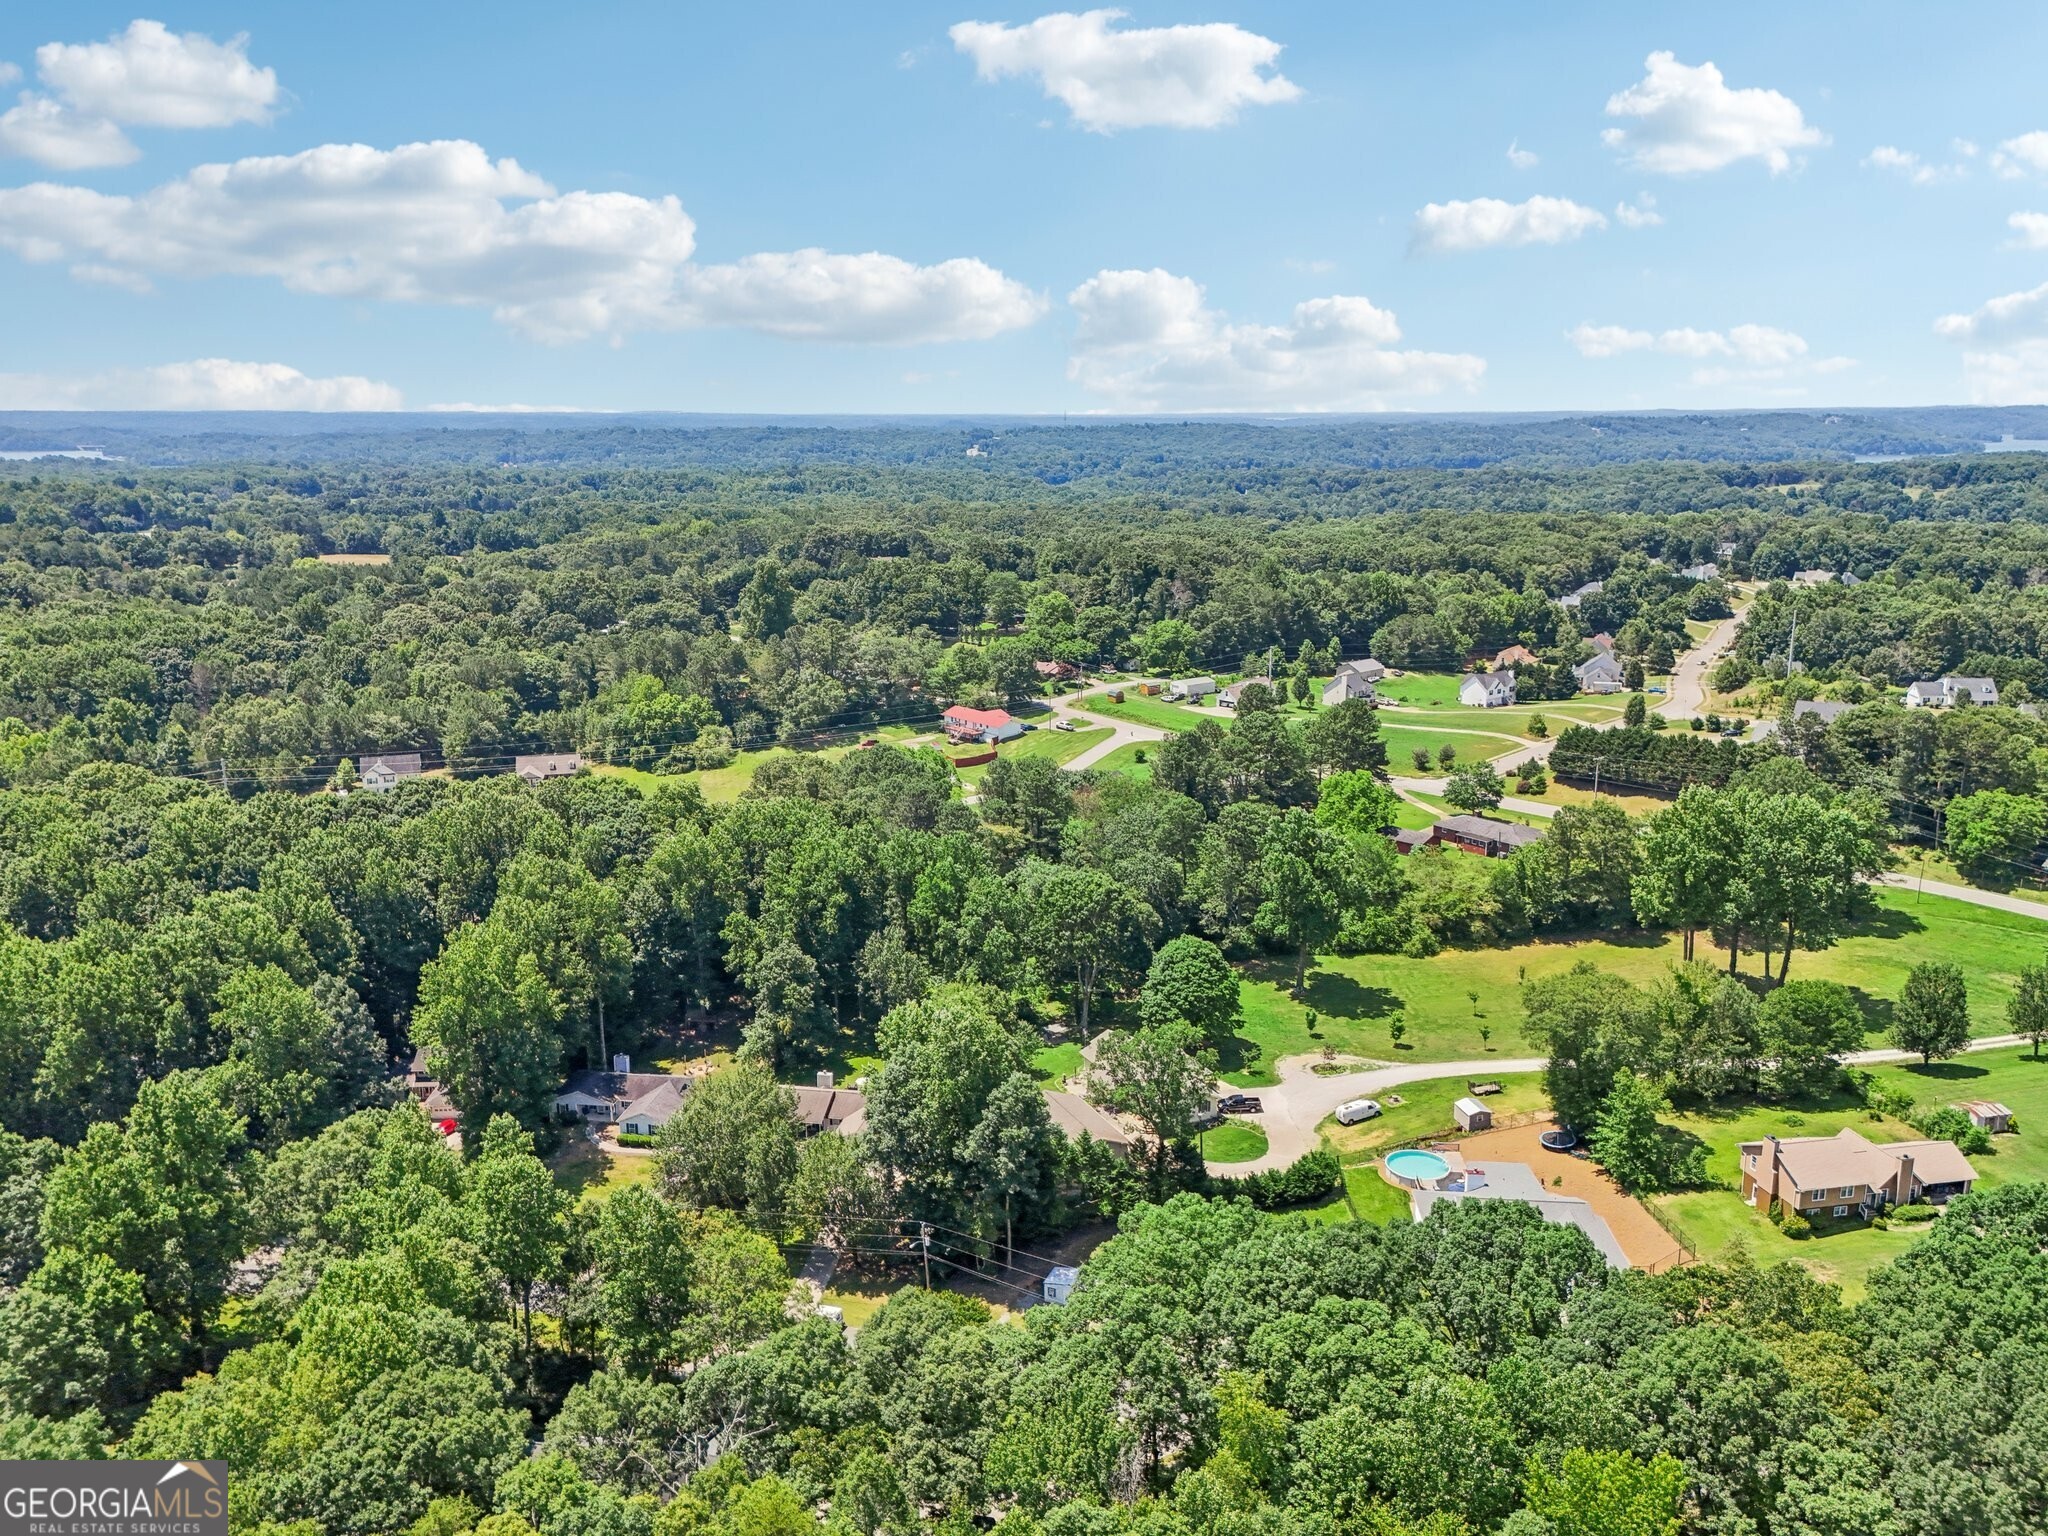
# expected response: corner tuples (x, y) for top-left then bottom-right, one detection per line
(316, 552), (393, 565)
(1457, 1119), (1690, 1272)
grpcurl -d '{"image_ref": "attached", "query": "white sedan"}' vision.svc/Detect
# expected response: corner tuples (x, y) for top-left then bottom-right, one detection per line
(1335, 1098), (1382, 1125)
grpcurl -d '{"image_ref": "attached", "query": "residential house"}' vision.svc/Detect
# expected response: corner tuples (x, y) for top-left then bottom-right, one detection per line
(1586, 632), (1615, 651)
(1321, 671), (1377, 707)
(1573, 650), (1628, 695)
(942, 705), (1024, 743)
(1408, 1159), (1629, 1268)
(1559, 579), (1604, 610)
(555, 1059), (692, 1125)
(1042, 1089), (1136, 1156)
(1390, 826), (1434, 855)
(1459, 670), (1516, 708)
(515, 752), (585, 783)
(1958, 1100), (2014, 1134)
(1431, 814), (1545, 858)
(1334, 658), (1388, 684)
(359, 752), (424, 792)
(1790, 569), (1840, 587)
(1903, 676), (2000, 709)
(1680, 562), (1720, 581)
(1493, 644), (1540, 669)
(792, 1081), (868, 1135)
(1218, 679), (1261, 709)
(1793, 698), (1854, 725)
(1033, 660), (1078, 681)
(1168, 676), (1218, 702)
(1738, 1127), (1977, 1219)
(619, 1078), (688, 1136)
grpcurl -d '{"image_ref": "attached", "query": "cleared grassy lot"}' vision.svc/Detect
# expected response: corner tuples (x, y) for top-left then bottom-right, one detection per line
(1201, 1120), (1269, 1164)
(1222, 886), (2048, 1084)
(954, 726), (1112, 786)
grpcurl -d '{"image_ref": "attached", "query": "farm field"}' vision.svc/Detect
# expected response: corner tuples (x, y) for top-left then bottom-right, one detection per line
(1223, 886), (2048, 1083)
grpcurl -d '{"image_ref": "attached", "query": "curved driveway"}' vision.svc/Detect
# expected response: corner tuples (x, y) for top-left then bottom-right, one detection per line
(1212, 1052), (1544, 1175)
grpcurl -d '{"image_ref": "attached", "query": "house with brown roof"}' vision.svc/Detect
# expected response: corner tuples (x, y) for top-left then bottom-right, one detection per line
(1042, 1089), (1135, 1156)
(516, 752), (586, 783)
(1738, 1127), (1977, 1219)
(1493, 644), (1540, 669)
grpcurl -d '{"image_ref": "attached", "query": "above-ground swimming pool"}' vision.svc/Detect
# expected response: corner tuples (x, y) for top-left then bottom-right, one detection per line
(1383, 1149), (1451, 1188)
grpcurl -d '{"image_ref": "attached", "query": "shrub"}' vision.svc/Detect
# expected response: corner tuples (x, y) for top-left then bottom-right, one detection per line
(1890, 1204), (1940, 1224)
(1912, 1106), (1993, 1156)
(1777, 1209), (1812, 1239)
(616, 1132), (658, 1148)
(1212, 1149), (1340, 1209)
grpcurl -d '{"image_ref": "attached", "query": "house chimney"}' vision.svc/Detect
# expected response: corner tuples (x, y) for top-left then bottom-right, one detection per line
(816, 1070), (835, 1090)
(1893, 1149), (1914, 1208)
(611, 1053), (630, 1074)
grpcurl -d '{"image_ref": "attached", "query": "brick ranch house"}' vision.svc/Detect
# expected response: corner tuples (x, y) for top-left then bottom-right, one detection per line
(1739, 1127), (1977, 1220)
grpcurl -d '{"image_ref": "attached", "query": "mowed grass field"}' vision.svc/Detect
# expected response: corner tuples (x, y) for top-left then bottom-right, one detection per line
(954, 726), (1112, 786)
(1654, 1049), (2048, 1298)
(1221, 886), (2048, 1085)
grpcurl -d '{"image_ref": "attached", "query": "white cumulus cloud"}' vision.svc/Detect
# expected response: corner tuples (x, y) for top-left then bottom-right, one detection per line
(2008, 212), (2048, 249)
(0, 94), (139, 169)
(1409, 195), (1605, 255)
(1569, 321), (1809, 366)
(1992, 132), (2048, 178)
(0, 19), (279, 169)
(1936, 279), (2048, 402)
(1602, 51), (1825, 175)
(1614, 194), (1662, 228)
(0, 358), (401, 410)
(674, 249), (1047, 343)
(1066, 267), (1482, 410)
(949, 9), (1300, 132)
(0, 138), (1043, 345)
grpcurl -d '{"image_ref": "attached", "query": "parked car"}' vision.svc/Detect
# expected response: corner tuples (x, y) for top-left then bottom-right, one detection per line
(1217, 1093), (1264, 1115)
(1052, 718), (1075, 731)
(1335, 1098), (1382, 1125)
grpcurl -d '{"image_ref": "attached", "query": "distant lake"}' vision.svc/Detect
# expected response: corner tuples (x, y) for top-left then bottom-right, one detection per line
(0, 448), (117, 460)
(1983, 437), (2048, 453)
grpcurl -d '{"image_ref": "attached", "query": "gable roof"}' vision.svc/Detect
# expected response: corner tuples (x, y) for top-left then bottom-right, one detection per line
(1793, 698), (1853, 724)
(1463, 670), (1514, 695)
(943, 705), (1014, 728)
(1043, 1090), (1134, 1149)
(515, 753), (584, 778)
(362, 752), (424, 778)
(1322, 671), (1376, 704)
(1575, 651), (1625, 679)
(791, 1085), (866, 1131)
(1750, 1126), (1977, 1191)
(558, 1069), (688, 1106)
(619, 1077), (688, 1129)
(1336, 658), (1386, 681)
(1435, 814), (1544, 850)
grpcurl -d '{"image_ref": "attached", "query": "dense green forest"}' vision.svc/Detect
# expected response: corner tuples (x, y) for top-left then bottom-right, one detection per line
(2, 418), (2047, 1536)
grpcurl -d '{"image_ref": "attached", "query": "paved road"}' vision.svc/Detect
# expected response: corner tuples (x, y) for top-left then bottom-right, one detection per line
(1873, 872), (2048, 922)
(1658, 610), (1744, 721)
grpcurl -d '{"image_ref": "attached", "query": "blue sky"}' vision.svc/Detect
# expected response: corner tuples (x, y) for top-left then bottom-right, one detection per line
(0, 2), (2045, 413)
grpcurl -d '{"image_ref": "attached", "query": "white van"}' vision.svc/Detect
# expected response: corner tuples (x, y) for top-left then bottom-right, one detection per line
(1335, 1098), (1382, 1125)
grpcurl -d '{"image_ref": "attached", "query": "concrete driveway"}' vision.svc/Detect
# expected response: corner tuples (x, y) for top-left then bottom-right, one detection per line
(1210, 1051), (1544, 1175)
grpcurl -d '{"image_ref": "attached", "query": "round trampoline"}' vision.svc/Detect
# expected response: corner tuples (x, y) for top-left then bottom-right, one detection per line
(1539, 1128), (1579, 1152)
(1384, 1148), (1452, 1188)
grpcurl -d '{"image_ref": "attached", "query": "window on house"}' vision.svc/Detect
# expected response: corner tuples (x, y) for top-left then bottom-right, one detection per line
(1832, 1205), (1849, 1217)
(1840, 1186), (1854, 1197)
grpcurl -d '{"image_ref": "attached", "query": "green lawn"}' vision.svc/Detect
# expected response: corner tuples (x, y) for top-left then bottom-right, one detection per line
(1381, 724), (1515, 775)
(1201, 1120), (1269, 1164)
(1652, 1049), (2048, 1299)
(1342, 1165), (1414, 1223)
(1221, 887), (2048, 1086)
(1321, 1071), (1549, 1158)
(954, 726), (1112, 786)
(551, 1140), (659, 1203)
(1371, 671), (1469, 706)
(1403, 790), (1550, 828)
(819, 1280), (901, 1327)
(1088, 742), (1154, 781)
(1079, 693), (1207, 733)
(1031, 1041), (1084, 1088)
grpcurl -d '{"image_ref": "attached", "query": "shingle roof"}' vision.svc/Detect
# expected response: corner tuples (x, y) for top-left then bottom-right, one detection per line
(943, 706), (1014, 728)
(1750, 1127), (1977, 1191)
(791, 1085), (866, 1131)
(1435, 815), (1544, 849)
(362, 752), (423, 778)
(1042, 1090), (1133, 1149)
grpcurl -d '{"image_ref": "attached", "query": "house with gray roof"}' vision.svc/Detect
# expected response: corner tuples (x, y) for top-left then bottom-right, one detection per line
(360, 752), (424, 792)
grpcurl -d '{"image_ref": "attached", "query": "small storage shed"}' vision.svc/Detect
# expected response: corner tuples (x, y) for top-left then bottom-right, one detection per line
(1453, 1096), (1493, 1132)
(1958, 1100), (2014, 1134)
(1043, 1265), (1081, 1305)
